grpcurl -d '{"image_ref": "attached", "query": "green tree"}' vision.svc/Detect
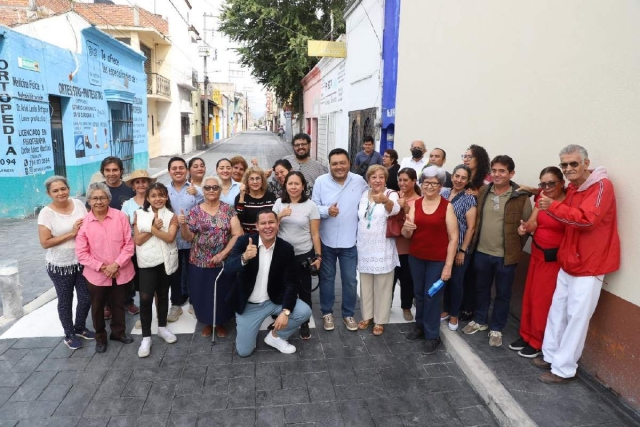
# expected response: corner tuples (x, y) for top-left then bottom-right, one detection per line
(218, 0), (345, 111)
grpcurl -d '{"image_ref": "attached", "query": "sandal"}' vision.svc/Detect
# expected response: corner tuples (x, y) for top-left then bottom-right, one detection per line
(358, 319), (373, 330)
(373, 324), (384, 336)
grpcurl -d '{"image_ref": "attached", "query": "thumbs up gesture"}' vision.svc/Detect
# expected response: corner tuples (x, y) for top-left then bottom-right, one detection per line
(280, 204), (292, 218)
(178, 209), (187, 226)
(397, 191), (407, 210)
(328, 202), (339, 217)
(153, 212), (164, 229)
(402, 218), (417, 231)
(187, 185), (197, 196)
(538, 194), (553, 211)
(244, 239), (258, 262)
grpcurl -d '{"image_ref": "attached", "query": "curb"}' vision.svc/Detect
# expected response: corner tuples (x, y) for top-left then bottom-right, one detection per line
(440, 324), (537, 427)
(0, 286), (58, 328)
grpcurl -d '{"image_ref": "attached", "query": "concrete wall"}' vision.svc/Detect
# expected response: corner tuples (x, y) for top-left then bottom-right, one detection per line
(394, 0), (640, 409)
(1, 23), (148, 218)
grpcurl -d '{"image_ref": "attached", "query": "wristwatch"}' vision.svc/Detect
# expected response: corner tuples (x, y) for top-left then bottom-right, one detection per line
(458, 248), (468, 254)
(282, 309), (291, 316)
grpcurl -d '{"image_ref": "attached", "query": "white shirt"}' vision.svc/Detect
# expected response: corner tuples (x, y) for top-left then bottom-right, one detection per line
(247, 237), (276, 303)
(399, 157), (428, 176)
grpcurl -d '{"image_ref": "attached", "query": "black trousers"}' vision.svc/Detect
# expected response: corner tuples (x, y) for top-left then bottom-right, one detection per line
(294, 249), (315, 327)
(393, 254), (415, 310)
(139, 263), (173, 337)
(88, 279), (127, 344)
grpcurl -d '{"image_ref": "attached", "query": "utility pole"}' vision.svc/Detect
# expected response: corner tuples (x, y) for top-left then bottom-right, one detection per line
(202, 13), (216, 146)
(203, 13), (209, 146)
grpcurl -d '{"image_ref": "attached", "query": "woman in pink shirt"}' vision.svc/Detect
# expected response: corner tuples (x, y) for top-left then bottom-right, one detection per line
(76, 182), (135, 353)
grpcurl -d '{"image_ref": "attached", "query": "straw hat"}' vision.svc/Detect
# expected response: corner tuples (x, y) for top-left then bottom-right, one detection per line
(125, 170), (157, 187)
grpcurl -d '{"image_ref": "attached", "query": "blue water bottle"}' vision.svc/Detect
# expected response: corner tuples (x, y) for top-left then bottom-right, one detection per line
(426, 279), (445, 297)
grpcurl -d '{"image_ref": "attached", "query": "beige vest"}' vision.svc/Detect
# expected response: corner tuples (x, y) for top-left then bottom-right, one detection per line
(135, 208), (178, 275)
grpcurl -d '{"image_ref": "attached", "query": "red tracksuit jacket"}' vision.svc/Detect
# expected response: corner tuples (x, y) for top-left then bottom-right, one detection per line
(546, 167), (620, 277)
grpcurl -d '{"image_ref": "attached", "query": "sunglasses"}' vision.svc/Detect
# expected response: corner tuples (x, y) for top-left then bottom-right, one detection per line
(538, 181), (558, 190)
(559, 161), (581, 169)
(203, 185), (221, 192)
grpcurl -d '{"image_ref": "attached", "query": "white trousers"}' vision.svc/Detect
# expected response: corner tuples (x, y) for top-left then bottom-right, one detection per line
(542, 268), (603, 378)
(360, 271), (395, 324)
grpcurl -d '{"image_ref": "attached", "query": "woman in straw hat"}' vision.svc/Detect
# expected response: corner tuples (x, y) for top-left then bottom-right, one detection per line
(122, 170), (157, 226)
(122, 170), (157, 327)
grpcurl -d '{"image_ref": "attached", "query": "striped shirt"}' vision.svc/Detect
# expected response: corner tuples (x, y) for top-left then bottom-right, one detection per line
(441, 188), (477, 248)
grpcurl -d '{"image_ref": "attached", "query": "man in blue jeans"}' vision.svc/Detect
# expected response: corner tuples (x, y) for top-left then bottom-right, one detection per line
(462, 155), (532, 347)
(312, 148), (368, 332)
(225, 210), (311, 356)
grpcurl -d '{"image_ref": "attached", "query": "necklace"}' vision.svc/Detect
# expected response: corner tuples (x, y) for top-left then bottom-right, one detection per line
(365, 197), (377, 229)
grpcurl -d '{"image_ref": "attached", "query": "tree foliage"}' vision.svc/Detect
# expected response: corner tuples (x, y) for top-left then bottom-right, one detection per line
(218, 0), (346, 111)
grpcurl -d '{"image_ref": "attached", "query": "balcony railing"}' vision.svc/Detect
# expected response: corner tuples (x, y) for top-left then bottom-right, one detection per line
(147, 73), (171, 99)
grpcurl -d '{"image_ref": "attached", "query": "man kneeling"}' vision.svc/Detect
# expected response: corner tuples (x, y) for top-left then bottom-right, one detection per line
(225, 209), (312, 356)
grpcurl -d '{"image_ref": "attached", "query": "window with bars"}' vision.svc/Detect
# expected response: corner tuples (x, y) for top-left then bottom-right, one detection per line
(109, 101), (134, 173)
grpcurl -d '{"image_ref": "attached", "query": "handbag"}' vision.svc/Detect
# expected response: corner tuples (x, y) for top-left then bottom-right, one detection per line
(385, 190), (404, 238)
(532, 238), (558, 262)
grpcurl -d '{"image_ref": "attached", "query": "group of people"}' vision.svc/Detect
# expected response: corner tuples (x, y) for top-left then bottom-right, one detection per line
(38, 134), (619, 386)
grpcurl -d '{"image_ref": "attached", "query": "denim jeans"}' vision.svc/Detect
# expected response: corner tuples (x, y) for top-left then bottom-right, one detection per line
(408, 256), (445, 340)
(443, 253), (471, 317)
(235, 299), (311, 357)
(473, 251), (517, 331)
(318, 244), (358, 318)
(170, 249), (190, 307)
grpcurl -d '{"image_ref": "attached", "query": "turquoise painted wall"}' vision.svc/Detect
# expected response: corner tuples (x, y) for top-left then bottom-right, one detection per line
(0, 26), (148, 218)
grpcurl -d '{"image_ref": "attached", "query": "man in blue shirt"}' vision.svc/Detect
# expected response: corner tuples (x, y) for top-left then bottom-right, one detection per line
(166, 157), (204, 323)
(312, 148), (368, 332)
(354, 135), (383, 176)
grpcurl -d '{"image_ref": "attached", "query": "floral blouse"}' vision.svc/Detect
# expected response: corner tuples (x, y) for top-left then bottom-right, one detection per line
(187, 202), (237, 268)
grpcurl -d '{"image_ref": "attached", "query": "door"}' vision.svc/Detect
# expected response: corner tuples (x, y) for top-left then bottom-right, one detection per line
(49, 96), (66, 176)
(108, 101), (134, 173)
(347, 108), (377, 167)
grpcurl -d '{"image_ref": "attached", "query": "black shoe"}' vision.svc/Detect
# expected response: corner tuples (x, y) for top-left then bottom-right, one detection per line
(405, 328), (424, 341)
(518, 345), (542, 359)
(109, 335), (134, 344)
(509, 337), (528, 351)
(459, 311), (473, 321)
(95, 342), (107, 353)
(267, 322), (276, 331)
(300, 324), (311, 340)
(423, 338), (441, 355)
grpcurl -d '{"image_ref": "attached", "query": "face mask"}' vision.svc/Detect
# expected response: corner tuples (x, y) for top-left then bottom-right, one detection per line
(411, 148), (423, 158)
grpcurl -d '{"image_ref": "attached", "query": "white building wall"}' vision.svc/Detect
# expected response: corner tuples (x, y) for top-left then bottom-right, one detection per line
(394, 0), (640, 305)
(343, 0), (384, 142)
(318, 56), (346, 167)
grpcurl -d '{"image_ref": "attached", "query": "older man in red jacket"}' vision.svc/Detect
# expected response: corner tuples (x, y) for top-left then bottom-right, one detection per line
(534, 144), (620, 384)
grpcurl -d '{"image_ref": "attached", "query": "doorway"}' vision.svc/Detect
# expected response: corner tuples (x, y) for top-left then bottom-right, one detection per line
(49, 96), (66, 176)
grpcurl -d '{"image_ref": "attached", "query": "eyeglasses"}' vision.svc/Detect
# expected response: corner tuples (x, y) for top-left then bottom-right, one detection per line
(203, 185), (221, 192)
(421, 181), (441, 188)
(461, 155), (474, 161)
(293, 143), (309, 148)
(559, 161), (581, 169)
(248, 177), (262, 182)
(89, 196), (108, 202)
(538, 181), (558, 190)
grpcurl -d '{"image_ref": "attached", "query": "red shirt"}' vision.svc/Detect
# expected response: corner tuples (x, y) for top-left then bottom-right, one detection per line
(409, 197), (449, 261)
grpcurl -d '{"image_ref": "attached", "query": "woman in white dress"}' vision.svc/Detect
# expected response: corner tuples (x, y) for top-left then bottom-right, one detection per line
(356, 165), (401, 336)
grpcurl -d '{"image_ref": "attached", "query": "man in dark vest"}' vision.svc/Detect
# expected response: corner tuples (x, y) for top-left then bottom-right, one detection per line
(462, 155), (532, 347)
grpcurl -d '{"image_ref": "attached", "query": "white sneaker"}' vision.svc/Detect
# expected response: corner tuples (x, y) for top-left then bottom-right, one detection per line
(264, 331), (296, 354)
(167, 305), (182, 323)
(158, 327), (177, 344)
(138, 337), (151, 358)
(448, 321), (459, 331)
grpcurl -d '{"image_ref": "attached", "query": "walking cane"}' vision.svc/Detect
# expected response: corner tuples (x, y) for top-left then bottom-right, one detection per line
(212, 264), (225, 344)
